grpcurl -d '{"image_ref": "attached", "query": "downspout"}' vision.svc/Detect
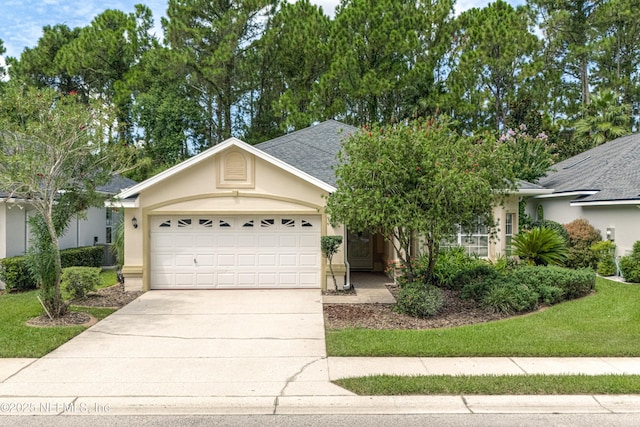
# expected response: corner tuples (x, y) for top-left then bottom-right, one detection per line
(343, 226), (351, 290)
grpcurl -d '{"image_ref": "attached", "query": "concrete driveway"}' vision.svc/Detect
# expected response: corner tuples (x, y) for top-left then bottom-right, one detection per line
(0, 290), (350, 406)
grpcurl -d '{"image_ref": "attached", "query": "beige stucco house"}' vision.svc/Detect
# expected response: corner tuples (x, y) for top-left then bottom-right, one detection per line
(114, 120), (549, 292)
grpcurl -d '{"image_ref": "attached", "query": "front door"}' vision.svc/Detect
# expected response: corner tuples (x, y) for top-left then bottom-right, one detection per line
(347, 231), (373, 270)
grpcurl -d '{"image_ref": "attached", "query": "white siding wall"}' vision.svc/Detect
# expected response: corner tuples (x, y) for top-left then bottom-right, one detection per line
(5, 205), (28, 257)
(58, 207), (106, 248)
(526, 197), (640, 257)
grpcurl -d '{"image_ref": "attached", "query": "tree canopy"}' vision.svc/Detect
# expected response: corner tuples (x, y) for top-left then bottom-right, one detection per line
(325, 117), (516, 283)
(2, 0), (639, 177)
(0, 84), (132, 316)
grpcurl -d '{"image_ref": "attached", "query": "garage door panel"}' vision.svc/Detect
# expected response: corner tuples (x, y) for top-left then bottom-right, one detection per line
(196, 235), (215, 247)
(258, 235), (278, 248)
(175, 254), (194, 267)
(218, 235), (236, 247)
(217, 254), (236, 266)
(195, 273), (214, 287)
(257, 273), (276, 287)
(256, 253), (275, 267)
(279, 235), (297, 247)
(237, 253), (256, 267)
(196, 255), (215, 267)
(151, 215), (321, 289)
(299, 235), (317, 248)
(278, 273), (297, 286)
(175, 235), (195, 247)
(299, 253), (320, 267)
(174, 273), (195, 287)
(238, 273), (259, 286)
(299, 272), (320, 287)
(278, 254), (297, 266)
(217, 273), (235, 286)
(237, 235), (256, 246)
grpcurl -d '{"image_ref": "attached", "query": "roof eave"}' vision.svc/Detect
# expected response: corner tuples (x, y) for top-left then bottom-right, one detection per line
(570, 199), (640, 207)
(532, 191), (599, 199)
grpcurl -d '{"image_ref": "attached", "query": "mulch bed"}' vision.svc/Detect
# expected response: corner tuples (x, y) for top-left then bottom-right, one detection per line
(323, 284), (507, 330)
(72, 283), (143, 309)
(25, 284), (143, 328)
(27, 311), (95, 327)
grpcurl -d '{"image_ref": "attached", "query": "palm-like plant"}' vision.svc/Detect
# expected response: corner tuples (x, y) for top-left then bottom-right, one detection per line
(511, 227), (568, 266)
(573, 89), (631, 152)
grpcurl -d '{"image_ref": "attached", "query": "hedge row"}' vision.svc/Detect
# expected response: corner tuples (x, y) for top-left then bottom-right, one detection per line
(461, 265), (596, 315)
(0, 245), (104, 292)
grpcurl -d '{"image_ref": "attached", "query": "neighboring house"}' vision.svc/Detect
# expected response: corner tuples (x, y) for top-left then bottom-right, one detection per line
(0, 174), (137, 262)
(114, 120), (550, 292)
(525, 133), (640, 257)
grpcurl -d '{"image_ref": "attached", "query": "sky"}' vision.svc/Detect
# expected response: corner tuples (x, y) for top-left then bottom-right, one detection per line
(0, 0), (519, 61)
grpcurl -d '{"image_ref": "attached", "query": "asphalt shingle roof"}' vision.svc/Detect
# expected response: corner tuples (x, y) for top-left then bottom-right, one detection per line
(537, 133), (640, 202)
(255, 120), (358, 187)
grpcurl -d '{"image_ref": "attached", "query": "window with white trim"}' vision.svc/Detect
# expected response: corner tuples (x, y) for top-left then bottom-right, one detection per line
(441, 223), (489, 257)
(505, 213), (515, 256)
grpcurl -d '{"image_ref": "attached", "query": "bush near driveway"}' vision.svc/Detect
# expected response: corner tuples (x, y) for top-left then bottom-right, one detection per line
(0, 246), (106, 292)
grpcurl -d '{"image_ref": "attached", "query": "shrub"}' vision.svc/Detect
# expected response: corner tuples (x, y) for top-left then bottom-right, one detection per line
(62, 267), (101, 299)
(535, 284), (565, 305)
(590, 240), (616, 276)
(510, 227), (568, 266)
(433, 247), (496, 290)
(619, 241), (640, 283)
(564, 219), (602, 269)
(394, 282), (444, 318)
(508, 265), (595, 300)
(0, 256), (36, 292)
(60, 246), (104, 268)
(531, 219), (570, 244)
(481, 280), (539, 314)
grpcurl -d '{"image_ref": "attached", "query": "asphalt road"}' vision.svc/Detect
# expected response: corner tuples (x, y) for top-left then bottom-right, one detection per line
(2, 414), (640, 427)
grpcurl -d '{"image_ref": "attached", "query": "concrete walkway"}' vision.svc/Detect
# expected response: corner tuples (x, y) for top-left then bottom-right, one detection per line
(322, 272), (396, 304)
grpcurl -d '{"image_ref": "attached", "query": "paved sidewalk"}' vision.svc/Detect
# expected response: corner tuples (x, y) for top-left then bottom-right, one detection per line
(327, 357), (640, 379)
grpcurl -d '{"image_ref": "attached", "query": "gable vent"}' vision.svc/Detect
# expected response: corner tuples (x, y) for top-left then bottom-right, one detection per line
(224, 152), (247, 181)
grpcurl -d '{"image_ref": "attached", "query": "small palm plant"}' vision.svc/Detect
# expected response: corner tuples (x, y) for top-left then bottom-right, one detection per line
(511, 227), (568, 266)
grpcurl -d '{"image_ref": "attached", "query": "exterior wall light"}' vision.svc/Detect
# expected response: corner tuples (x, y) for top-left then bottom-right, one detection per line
(132, 217), (138, 229)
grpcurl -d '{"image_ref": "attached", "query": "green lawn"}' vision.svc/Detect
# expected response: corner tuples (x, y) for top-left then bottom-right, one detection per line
(326, 277), (640, 357)
(335, 374), (640, 395)
(0, 271), (118, 358)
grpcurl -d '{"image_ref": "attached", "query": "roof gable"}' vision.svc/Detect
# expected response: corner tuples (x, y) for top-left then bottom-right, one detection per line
(116, 137), (335, 200)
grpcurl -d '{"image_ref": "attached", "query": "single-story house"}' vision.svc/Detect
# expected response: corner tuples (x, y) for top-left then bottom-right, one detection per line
(0, 174), (137, 262)
(525, 133), (640, 257)
(114, 120), (550, 292)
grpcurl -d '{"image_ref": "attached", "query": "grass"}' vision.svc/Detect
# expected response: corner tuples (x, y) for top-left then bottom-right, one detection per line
(0, 270), (118, 358)
(335, 374), (640, 395)
(326, 277), (640, 357)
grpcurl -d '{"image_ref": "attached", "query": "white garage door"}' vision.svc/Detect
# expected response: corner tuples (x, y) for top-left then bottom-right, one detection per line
(150, 215), (322, 289)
